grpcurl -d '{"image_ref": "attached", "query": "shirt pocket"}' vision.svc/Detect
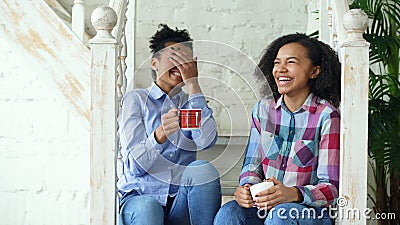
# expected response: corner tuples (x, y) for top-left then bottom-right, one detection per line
(292, 140), (317, 167)
(261, 131), (283, 160)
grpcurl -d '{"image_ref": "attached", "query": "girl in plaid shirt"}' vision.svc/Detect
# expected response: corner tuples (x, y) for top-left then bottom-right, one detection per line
(214, 33), (341, 225)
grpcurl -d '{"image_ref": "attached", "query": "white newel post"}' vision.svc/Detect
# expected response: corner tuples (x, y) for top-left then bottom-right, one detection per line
(89, 6), (118, 225)
(72, 0), (85, 41)
(339, 9), (369, 225)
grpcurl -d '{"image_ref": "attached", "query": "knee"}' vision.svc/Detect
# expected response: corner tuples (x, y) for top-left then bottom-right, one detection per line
(120, 195), (163, 217)
(182, 160), (220, 185)
(214, 200), (242, 223)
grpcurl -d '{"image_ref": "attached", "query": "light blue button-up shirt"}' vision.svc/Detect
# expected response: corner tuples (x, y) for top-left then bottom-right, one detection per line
(117, 82), (218, 205)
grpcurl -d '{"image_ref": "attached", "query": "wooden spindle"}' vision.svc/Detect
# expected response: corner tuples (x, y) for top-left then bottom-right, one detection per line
(72, 0), (85, 41)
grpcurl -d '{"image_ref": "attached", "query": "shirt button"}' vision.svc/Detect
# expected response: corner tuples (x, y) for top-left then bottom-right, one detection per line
(169, 154), (174, 158)
(167, 179), (171, 182)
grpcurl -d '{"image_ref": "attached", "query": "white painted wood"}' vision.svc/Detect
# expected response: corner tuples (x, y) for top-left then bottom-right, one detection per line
(330, 0), (350, 47)
(72, 0), (85, 41)
(0, 0), (90, 125)
(89, 6), (118, 225)
(339, 9), (369, 225)
(319, 0), (330, 44)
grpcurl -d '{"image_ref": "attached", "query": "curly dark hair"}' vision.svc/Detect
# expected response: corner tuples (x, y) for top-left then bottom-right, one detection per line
(149, 24), (193, 55)
(255, 33), (341, 108)
(149, 24), (193, 79)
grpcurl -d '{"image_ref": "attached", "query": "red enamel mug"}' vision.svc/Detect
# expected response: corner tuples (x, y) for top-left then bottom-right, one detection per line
(179, 109), (202, 130)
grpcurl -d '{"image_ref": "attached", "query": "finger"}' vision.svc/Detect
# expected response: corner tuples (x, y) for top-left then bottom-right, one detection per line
(268, 176), (281, 185)
(234, 196), (254, 208)
(170, 50), (191, 62)
(163, 109), (179, 119)
(162, 114), (179, 125)
(169, 53), (190, 67)
(257, 185), (276, 196)
(243, 183), (252, 189)
(169, 108), (179, 113)
(239, 187), (252, 196)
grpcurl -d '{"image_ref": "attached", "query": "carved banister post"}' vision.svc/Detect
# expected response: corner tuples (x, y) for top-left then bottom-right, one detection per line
(89, 6), (118, 225)
(339, 9), (369, 225)
(72, 0), (85, 41)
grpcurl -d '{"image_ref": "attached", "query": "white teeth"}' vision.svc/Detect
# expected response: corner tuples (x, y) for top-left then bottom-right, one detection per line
(279, 77), (291, 81)
(172, 72), (181, 76)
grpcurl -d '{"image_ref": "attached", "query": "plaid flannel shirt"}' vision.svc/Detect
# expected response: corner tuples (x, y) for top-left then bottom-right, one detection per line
(239, 93), (340, 207)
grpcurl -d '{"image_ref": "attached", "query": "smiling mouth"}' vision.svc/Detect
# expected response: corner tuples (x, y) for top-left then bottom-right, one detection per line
(171, 71), (181, 77)
(277, 76), (293, 85)
(170, 68), (181, 77)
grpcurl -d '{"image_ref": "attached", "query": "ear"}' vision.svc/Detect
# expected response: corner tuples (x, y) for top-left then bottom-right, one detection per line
(310, 66), (321, 79)
(151, 58), (159, 72)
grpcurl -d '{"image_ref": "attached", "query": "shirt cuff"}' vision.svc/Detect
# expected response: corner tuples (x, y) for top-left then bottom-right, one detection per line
(188, 93), (207, 109)
(239, 177), (261, 186)
(294, 186), (308, 205)
(148, 131), (168, 152)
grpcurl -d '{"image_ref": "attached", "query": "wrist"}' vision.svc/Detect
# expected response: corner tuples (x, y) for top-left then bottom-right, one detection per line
(154, 127), (167, 144)
(293, 187), (303, 203)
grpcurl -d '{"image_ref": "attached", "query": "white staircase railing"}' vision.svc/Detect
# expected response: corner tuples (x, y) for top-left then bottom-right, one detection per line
(323, 1), (370, 224)
(89, 0), (129, 224)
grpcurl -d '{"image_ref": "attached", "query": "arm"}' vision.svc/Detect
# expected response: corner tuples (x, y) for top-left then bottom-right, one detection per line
(119, 92), (171, 177)
(296, 110), (340, 207)
(239, 101), (265, 186)
(187, 93), (217, 150)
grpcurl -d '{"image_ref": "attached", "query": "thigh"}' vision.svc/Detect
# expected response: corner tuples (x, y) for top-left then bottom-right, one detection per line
(266, 203), (333, 225)
(119, 195), (164, 225)
(214, 200), (265, 225)
(166, 160), (221, 225)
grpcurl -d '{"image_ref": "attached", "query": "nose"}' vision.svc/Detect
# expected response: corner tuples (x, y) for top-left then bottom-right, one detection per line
(275, 62), (287, 72)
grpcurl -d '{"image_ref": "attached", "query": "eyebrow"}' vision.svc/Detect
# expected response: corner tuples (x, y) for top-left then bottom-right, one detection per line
(275, 56), (299, 61)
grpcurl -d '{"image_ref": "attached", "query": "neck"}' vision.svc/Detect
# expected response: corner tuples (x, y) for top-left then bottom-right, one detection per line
(283, 91), (310, 112)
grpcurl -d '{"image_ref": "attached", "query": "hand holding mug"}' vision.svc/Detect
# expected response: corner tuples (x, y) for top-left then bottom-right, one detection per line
(155, 108), (179, 144)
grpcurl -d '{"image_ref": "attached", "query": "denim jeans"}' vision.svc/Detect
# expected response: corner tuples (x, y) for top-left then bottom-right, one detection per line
(119, 160), (222, 225)
(214, 200), (333, 225)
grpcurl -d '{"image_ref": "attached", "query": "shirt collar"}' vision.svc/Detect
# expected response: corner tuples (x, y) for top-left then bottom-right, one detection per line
(275, 93), (319, 113)
(147, 82), (185, 100)
(147, 82), (165, 100)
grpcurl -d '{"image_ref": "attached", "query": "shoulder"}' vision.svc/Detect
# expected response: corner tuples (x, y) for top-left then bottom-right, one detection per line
(315, 98), (340, 119)
(122, 88), (149, 104)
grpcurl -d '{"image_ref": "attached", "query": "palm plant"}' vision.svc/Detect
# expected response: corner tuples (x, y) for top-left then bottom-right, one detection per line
(350, 0), (400, 224)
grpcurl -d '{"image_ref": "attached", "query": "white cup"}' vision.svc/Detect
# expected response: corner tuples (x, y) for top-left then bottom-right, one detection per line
(250, 181), (274, 199)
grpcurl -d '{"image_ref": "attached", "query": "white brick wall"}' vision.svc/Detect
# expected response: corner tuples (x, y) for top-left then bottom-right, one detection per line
(133, 0), (312, 136)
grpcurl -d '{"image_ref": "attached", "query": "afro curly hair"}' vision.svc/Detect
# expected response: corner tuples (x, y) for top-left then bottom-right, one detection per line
(149, 24), (193, 55)
(254, 33), (341, 108)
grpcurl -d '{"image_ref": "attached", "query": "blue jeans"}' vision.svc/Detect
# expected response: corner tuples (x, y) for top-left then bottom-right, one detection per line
(214, 200), (333, 225)
(119, 160), (222, 225)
